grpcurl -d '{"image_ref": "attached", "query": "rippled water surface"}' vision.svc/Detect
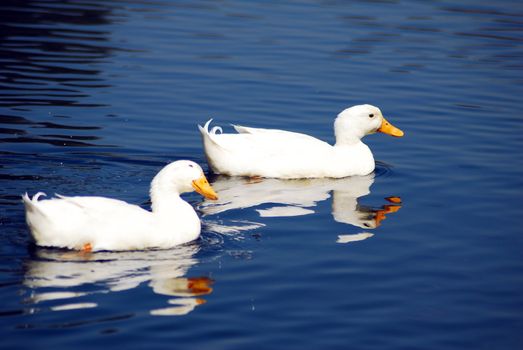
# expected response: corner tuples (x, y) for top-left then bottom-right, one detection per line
(1, 1), (523, 349)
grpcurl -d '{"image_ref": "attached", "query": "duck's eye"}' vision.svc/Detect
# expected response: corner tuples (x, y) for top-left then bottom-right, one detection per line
(368, 113), (374, 118)
(189, 164), (194, 168)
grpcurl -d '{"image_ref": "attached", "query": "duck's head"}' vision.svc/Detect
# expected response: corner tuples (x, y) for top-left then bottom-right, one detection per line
(334, 104), (404, 145)
(151, 160), (218, 200)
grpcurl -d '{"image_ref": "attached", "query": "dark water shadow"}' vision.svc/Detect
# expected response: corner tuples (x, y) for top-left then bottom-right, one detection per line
(0, 0), (128, 108)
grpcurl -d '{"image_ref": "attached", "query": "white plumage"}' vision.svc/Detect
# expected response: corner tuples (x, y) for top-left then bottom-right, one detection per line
(199, 104), (403, 178)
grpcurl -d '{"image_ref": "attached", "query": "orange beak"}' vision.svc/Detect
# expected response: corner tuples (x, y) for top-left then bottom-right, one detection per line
(192, 175), (218, 200)
(377, 116), (404, 137)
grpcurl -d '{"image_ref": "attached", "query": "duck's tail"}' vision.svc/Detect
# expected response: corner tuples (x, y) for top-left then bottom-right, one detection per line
(22, 192), (46, 212)
(198, 119), (224, 144)
(198, 118), (223, 136)
(198, 119), (231, 174)
(22, 192), (47, 243)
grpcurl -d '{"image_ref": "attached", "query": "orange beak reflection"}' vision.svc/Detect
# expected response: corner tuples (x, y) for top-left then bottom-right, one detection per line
(186, 277), (214, 296)
(166, 277), (214, 297)
(377, 116), (404, 137)
(192, 175), (218, 200)
(374, 197), (403, 227)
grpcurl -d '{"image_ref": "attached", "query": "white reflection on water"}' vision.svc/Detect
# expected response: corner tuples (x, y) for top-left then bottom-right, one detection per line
(23, 244), (213, 316)
(200, 174), (401, 243)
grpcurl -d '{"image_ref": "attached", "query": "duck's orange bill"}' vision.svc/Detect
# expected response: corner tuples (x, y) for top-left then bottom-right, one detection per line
(192, 175), (218, 200)
(377, 117), (404, 137)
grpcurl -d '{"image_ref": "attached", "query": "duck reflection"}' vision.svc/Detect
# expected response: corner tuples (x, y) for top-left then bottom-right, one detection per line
(23, 244), (213, 316)
(200, 174), (401, 243)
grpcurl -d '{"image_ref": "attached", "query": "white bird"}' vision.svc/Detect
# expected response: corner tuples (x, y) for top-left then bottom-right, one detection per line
(22, 160), (218, 252)
(199, 104), (404, 178)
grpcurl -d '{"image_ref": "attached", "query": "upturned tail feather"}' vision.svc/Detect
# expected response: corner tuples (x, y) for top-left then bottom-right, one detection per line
(199, 119), (223, 147)
(22, 192), (46, 212)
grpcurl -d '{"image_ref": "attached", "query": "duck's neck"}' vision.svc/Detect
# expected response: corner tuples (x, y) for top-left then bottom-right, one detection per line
(334, 134), (363, 147)
(149, 179), (189, 214)
(149, 172), (188, 214)
(334, 127), (365, 147)
(151, 191), (186, 213)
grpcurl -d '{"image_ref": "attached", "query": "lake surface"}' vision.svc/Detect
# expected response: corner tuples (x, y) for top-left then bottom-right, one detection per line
(1, 0), (523, 349)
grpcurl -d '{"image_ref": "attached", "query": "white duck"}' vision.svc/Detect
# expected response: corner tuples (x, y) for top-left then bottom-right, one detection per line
(22, 160), (218, 252)
(199, 104), (404, 178)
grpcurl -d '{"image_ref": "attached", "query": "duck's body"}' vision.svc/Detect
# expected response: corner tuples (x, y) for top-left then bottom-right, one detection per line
(199, 104), (403, 179)
(23, 193), (200, 251)
(200, 125), (375, 178)
(23, 160), (218, 251)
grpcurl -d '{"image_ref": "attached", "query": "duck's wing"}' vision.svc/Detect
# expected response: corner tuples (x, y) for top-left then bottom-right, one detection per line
(26, 194), (149, 229)
(51, 195), (150, 227)
(200, 119), (330, 151)
(232, 124), (329, 145)
(54, 194), (137, 211)
(23, 193), (151, 250)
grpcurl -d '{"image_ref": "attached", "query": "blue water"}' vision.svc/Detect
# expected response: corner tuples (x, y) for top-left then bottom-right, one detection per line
(1, 0), (523, 349)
